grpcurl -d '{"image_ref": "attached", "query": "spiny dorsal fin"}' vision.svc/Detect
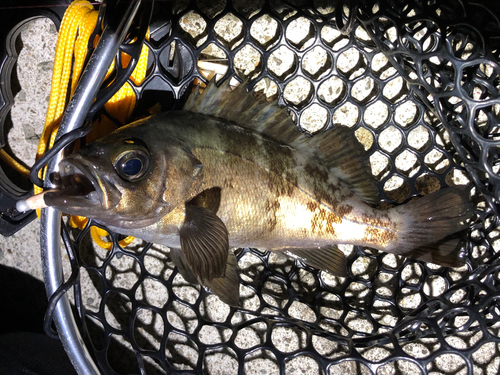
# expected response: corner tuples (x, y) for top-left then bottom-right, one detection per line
(184, 78), (379, 205)
(184, 79), (301, 146)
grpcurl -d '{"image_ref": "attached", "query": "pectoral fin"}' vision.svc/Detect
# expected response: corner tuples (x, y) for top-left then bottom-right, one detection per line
(171, 247), (241, 307)
(285, 245), (349, 277)
(179, 202), (229, 282)
(205, 252), (241, 307)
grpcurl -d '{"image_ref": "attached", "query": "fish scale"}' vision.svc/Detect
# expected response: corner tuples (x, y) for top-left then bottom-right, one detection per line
(122, 111), (389, 251)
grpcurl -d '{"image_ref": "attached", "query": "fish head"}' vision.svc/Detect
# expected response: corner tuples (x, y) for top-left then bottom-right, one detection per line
(45, 123), (202, 229)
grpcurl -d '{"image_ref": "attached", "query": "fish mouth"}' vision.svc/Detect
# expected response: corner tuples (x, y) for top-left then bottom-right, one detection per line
(44, 156), (115, 211)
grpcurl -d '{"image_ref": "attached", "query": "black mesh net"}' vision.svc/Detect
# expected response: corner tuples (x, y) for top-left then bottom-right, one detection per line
(47, 1), (500, 374)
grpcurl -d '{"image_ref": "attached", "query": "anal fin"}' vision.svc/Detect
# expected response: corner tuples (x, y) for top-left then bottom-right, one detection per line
(284, 245), (349, 277)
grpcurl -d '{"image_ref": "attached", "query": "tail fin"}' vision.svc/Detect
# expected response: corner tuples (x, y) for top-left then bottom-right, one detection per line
(388, 186), (474, 267)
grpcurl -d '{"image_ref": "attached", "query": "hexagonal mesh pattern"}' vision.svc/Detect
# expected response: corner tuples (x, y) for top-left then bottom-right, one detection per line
(50, 1), (500, 374)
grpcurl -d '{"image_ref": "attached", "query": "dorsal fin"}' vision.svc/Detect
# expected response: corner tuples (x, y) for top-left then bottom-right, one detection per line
(304, 126), (380, 205)
(184, 79), (379, 205)
(184, 79), (301, 146)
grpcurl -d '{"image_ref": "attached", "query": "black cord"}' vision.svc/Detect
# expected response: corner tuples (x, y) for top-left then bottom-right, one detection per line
(43, 219), (81, 339)
(30, 124), (92, 188)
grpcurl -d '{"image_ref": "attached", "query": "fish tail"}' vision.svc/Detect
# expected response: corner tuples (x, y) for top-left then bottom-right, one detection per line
(387, 185), (474, 267)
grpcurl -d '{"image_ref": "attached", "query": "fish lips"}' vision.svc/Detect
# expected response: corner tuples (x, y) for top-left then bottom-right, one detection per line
(44, 155), (121, 215)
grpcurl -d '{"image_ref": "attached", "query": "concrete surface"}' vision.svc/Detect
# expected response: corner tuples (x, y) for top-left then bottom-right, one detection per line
(2, 18), (56, 281)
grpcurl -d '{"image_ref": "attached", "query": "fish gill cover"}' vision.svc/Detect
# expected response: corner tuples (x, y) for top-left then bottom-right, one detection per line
(33, 0), (500, 374)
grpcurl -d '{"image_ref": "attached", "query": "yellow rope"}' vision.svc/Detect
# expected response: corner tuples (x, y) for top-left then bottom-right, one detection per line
(72, 11), (99, 95)
(35, 0), (96, 198)
(33, 0), (149, 249)
(91, 227), (136, 250)
(105, 32), (149, 124)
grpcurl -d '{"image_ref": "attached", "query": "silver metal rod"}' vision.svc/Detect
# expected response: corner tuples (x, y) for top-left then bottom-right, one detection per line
(40, 1), (143, 374)
(41, 207), (99, 375)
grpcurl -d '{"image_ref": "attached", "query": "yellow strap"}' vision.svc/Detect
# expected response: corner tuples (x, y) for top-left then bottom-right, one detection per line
(0, 1), (148, 249)
(105, 31), (150, 123)
(37, 0), (149, 249)
(68, 215), (88, 229)
(38, 1), (94, 158)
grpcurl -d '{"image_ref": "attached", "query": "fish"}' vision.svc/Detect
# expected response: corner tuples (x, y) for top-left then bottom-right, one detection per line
(24, 79), (474, 306)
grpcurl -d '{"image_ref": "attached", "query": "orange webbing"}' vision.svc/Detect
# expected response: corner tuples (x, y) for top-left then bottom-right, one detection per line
(37, 0), (149, 249)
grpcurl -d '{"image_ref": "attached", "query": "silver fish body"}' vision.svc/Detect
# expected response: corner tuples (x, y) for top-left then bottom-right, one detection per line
(43, 80), (474, 306)
(100, 111), (391, 252)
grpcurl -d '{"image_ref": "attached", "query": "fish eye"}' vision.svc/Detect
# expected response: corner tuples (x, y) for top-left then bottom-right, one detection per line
(114, 149), (150, 181)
